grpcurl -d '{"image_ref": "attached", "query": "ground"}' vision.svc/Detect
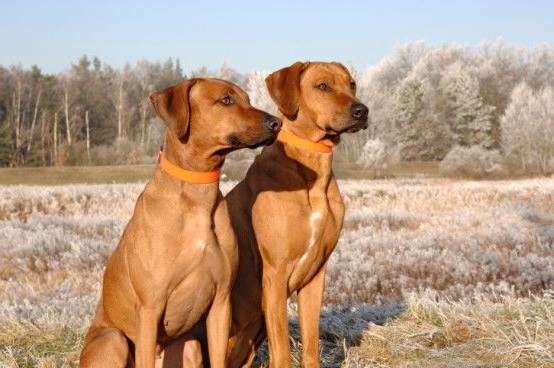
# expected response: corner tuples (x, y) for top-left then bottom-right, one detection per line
(0, 170), (552, 367)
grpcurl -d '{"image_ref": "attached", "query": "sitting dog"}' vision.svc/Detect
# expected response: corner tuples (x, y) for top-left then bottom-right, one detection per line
(225, 62), (369, 367)
(79, 78), (281, 368)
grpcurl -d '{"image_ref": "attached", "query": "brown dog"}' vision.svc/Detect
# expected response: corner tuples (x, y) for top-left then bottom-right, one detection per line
(79, 78), (281, 368)
(225, 62), (369, 367)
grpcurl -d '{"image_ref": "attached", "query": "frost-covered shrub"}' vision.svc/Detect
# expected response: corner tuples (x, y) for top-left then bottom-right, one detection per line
(439, 145), (505, 178)
(356, 139), (398, 178)
(327, 178), (554, 305)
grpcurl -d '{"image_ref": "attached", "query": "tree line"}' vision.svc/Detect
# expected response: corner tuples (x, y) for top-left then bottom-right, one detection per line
(350, 40), (554, 176)
(1, 40), (553, 176)
(0, 57), (247, 167)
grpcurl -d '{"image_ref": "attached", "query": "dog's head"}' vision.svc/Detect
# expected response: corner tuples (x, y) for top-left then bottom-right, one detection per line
(150, 78), (281, 157)
(266, 62), (368, 139)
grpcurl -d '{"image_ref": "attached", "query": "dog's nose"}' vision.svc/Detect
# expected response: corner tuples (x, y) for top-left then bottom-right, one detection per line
(265, 116), (282, 132)
(350, 103), (369, 120)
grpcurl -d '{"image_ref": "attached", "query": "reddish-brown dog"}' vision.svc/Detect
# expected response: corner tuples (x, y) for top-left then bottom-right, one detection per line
(79, 78), (281, 368)
(225, 62), (369, 367)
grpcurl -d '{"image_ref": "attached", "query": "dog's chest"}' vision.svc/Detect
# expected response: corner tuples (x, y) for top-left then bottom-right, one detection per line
(288, 205), (342, 292)
(161, 242), (220, 337)
(162, 269), (216, 337)
(160, 232), (226, 337)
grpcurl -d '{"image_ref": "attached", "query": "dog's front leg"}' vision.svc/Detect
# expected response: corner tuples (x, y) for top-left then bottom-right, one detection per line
(262, 268), (291, 368)
(297, 263), (327, 368)
(135, 305), (162, 368)
(206, 292), (232, 368)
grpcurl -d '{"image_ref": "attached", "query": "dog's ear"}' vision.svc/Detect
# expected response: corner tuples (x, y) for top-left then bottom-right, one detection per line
(265, 62), (307, 120)
(150, 79), (197, 138)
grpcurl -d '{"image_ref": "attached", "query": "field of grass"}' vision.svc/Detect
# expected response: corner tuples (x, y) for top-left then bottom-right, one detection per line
(0, 161), (439, 186)
(0, 176), (553, 367)
(0, 165), (155, 186)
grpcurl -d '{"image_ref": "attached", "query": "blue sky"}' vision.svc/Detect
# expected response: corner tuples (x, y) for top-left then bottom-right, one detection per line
(1, 0), (553, 74)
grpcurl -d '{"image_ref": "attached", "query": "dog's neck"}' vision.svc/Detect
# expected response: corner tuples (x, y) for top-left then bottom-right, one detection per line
(281, 114), (341, 148)
(266, 118), (336, 184)
(149, 132), (223, 207)
(163, 132), (225, 172)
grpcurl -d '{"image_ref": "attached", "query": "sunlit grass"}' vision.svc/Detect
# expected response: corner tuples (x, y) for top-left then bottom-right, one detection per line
(0, 320), (86, 368)
(344, 292), (554, 368)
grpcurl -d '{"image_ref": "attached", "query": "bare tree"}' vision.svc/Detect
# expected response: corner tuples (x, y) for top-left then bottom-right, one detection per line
(53, 111), (58, 165)
(85, 110), (90, 164)
(109, 64), (134, 145)
(40, 111), (46, 165)
(26, 86), (41, 153)
(134, 61), (156, 145)
(59, 75), (73, 146)
(9, 69), (23, 163)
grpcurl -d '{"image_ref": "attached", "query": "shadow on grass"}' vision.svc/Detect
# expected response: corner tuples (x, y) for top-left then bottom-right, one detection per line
(253, 303), (407, 367)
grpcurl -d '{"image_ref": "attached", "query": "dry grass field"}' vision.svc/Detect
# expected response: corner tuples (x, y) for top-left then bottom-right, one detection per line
(0, 161), (439, 186)
(0, 177), (553, 367)
(0, 165), (155, 186)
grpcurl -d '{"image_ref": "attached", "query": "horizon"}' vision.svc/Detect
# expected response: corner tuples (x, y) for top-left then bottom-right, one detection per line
(2, 1), (553, 74)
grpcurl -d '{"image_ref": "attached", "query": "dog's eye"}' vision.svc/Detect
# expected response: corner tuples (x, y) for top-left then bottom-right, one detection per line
(220, 96), (233, 105)
(317, 83), (328, 91)
(350, 81), (356, 91)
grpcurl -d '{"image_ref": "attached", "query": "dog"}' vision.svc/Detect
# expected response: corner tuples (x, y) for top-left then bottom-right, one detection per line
(225, 61), (369, 367)
(79, 78), (281, 368)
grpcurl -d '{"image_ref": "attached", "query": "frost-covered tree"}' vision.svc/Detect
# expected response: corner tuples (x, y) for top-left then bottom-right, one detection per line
(501, 83), (554, 175)
(224, 69), (276, 178)
(244, 70), (275, 114)
(469, 40), (522, 117)
(391, 76), (450, 161)
(357, 42), (429, 144)
(411, 44), (465, 90)
(2, 42), (554, 168)
(217, 62), (246, 88)
(392, 76), (424, 160)
(525, 44), (554, 90)
(439, 63), (496, 148)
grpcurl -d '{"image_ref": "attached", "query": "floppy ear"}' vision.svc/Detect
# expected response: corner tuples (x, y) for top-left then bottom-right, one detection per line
(265, 62), (307, 120)
(150, 79), (197, 138)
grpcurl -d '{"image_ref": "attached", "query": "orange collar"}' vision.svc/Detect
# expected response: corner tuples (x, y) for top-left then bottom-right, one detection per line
(158, 151), (221, 184)
(277, 130), (332, 153)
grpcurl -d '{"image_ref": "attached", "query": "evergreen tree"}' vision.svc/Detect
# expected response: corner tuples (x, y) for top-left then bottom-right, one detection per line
(0, 121), (13, 167)
(440, 63), (496, 149)
(392, 76), (450, 160)
(393, 77), (425, 160)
